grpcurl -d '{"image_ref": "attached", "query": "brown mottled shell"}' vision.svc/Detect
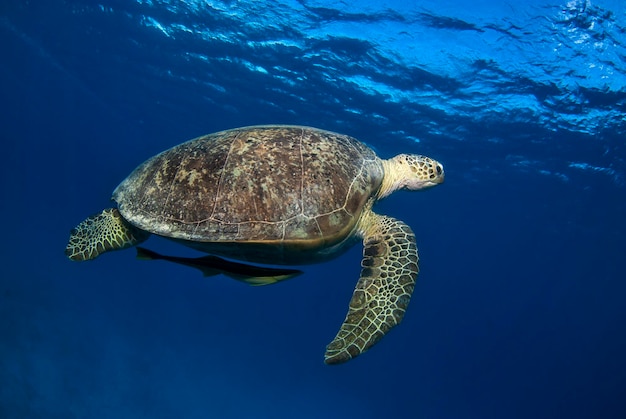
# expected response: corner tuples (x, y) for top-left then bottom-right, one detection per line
(113, 125), (383, 263)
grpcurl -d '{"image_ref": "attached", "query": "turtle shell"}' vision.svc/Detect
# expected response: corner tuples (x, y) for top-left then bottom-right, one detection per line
(113, 125), (384, 264)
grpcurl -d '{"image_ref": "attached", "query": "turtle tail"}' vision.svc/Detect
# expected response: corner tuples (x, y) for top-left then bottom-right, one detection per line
(65, 208), (149, 261)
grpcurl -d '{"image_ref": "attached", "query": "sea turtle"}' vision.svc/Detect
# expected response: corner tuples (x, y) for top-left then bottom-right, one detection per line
(66, 125), (444, 364)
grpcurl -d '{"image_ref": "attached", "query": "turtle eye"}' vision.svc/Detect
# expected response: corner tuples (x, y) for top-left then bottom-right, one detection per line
(436, 165), (442, 175)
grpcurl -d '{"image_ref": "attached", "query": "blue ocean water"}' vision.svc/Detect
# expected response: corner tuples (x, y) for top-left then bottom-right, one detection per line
(1, 0), (625, 417)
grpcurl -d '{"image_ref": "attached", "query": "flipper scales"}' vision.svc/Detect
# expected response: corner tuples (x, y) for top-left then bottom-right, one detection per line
(325, 212), (418, 364)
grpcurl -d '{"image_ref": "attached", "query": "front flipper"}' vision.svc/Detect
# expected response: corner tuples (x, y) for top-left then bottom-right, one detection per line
(324, 212), (418, 364)
(136, 247), (302, 285)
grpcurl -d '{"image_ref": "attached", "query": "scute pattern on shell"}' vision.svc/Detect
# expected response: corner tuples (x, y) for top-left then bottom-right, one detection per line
(113, 126), (383, 249)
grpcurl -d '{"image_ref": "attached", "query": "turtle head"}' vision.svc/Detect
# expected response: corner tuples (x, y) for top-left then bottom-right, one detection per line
(378, 154), (444, 198)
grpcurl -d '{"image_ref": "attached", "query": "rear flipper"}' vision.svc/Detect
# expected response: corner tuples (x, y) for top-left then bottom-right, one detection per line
(136, 247), (302, 285)
(66, 208), (149, 261)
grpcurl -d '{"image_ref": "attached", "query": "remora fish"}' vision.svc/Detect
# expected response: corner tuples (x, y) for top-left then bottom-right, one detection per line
(136, 247), (302, 286)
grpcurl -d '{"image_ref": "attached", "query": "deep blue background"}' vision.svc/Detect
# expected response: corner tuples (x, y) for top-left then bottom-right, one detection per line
(1, 1), (625, 418)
